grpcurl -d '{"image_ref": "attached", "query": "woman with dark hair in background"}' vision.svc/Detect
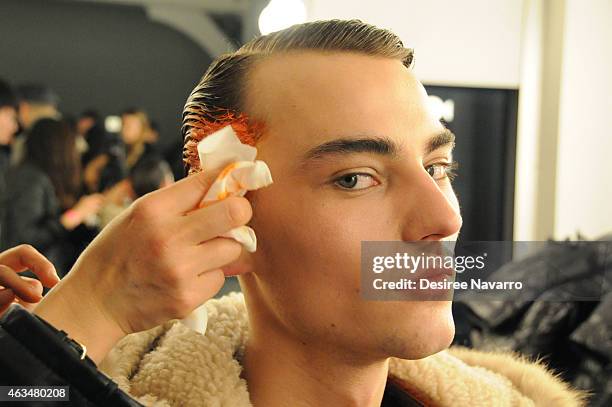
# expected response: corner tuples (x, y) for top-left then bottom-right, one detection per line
(1, 118), (103, 277)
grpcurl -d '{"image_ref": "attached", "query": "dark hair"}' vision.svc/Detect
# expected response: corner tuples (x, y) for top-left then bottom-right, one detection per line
(129, 157), (172, 197)
(121, 107), (148, 118)
(0, 79), (18, 110)
(16, 83), (59, 107)
(79, 109), (99, 121)
(98, 143), (128, 192)
(25, 118), (81, 209)
(182, 19), (414, 174)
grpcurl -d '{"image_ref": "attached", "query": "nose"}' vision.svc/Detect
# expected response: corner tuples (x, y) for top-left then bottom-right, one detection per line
(399, 168), (463, 241)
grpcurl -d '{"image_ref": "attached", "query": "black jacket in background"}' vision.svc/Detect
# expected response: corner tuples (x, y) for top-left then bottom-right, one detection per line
(0, 162), (72, 275)
(0, 144), (11, 248)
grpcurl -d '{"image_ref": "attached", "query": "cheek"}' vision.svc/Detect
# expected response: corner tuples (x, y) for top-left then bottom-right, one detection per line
(250, 182), (398, 288)
(249, 186), (369, 329)
(253, 187), (359, 275)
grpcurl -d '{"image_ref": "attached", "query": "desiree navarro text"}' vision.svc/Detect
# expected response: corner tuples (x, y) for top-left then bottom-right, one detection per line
(373, 278), (524, 291)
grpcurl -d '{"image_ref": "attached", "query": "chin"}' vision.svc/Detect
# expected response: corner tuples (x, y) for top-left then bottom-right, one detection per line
(384, 301), (455, 360)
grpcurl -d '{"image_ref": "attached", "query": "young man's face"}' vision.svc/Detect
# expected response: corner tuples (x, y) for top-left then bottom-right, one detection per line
(240, 51), (462, 360)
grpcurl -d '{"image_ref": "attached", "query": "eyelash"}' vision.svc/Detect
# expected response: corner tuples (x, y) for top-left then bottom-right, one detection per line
(427, 161), (459, 182)
(334, 173), (379, 190)
(333, 161), (458, 191)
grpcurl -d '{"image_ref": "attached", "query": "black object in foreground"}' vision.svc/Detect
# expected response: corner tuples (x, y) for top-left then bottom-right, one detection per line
(0, 304), (142, 406)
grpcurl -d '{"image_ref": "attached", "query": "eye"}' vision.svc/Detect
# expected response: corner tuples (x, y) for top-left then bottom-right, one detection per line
(334, 173), (379, 190)
(426, 161), (458, 181)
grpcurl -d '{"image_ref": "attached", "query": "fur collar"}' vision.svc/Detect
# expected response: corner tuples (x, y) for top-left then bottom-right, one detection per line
(100, 293), (586, 406)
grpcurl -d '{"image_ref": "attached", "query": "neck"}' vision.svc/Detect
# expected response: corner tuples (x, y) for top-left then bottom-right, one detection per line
(242, 318), (390, 407)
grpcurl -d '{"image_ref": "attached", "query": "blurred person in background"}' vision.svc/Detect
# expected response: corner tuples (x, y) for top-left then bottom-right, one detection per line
(120, 108), (159, 170)
(130, 156), (173, 197)
(0, 79), (19, 250)
(91, 108), (161, 211)
(11, 83), (61, 165)
(164, 134), (187, 181)
(82, 122), (127, 194)
(74, 109), (100, 157)
(0, 79), (19, 175)
(1, 118), (103, 277)
(76, 109), (99, 140)
(98, 156), (174, 228)
(147, 119), (161, 145)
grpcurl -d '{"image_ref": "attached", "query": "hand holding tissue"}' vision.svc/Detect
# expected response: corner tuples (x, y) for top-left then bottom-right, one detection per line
(181, 125), (273, 334)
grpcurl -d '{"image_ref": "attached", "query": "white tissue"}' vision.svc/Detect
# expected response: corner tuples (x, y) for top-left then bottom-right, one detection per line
(180, 125), (273, 335)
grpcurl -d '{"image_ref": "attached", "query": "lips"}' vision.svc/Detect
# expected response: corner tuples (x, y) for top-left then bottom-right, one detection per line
(426, 266), (454, 279)
(413, 265), (455, 282)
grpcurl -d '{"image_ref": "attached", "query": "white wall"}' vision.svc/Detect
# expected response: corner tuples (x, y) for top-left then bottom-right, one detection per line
(513, 0), (543, 241)
(554, 0), (612, 239)
(305, 0), (524, 88)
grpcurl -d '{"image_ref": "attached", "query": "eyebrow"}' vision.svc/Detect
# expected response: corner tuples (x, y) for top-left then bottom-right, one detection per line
(302, 136), (399, 162)
(300, 129), (456, 165)
(424, 128), (455, 155)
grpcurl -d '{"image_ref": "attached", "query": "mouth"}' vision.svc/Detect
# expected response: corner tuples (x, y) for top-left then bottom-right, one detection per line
(414, 265), (455, 282)
(411, 266), (456, 301)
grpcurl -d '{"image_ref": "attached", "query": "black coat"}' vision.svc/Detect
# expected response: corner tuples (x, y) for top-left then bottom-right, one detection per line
(0, 162), (72, 275)
(0, 145), (11, 248)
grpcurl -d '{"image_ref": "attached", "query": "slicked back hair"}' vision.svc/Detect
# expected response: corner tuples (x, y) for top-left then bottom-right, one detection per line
(182, 19), (413, 174)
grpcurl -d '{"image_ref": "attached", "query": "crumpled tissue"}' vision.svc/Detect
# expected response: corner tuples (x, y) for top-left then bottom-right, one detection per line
(180, 125), (273, 334)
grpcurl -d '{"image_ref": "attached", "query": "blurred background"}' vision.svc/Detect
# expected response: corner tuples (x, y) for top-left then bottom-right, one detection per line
(0, 0), (610, 403)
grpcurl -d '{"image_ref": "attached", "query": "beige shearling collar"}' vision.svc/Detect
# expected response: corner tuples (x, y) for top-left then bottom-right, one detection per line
(100, 293), (586, 406)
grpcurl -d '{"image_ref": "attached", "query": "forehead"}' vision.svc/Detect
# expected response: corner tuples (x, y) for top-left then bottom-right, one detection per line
(244, 51), (441, 151)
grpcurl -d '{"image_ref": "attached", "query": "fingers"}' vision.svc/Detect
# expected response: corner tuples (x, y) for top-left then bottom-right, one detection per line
(159, 269), (226, 320)
(186, 237), (244, 274)
(221, 260), (252, 277)
(144, 171), (218, 214)
(179, 197), (253, 245)
(0, 265), (42, 303)
(0, 245), (59, 288)
(153, 238), (241, 316)
(19, 276), (44, 298)
(0, 289), (16, 315)
(14, 277), (43, 312)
